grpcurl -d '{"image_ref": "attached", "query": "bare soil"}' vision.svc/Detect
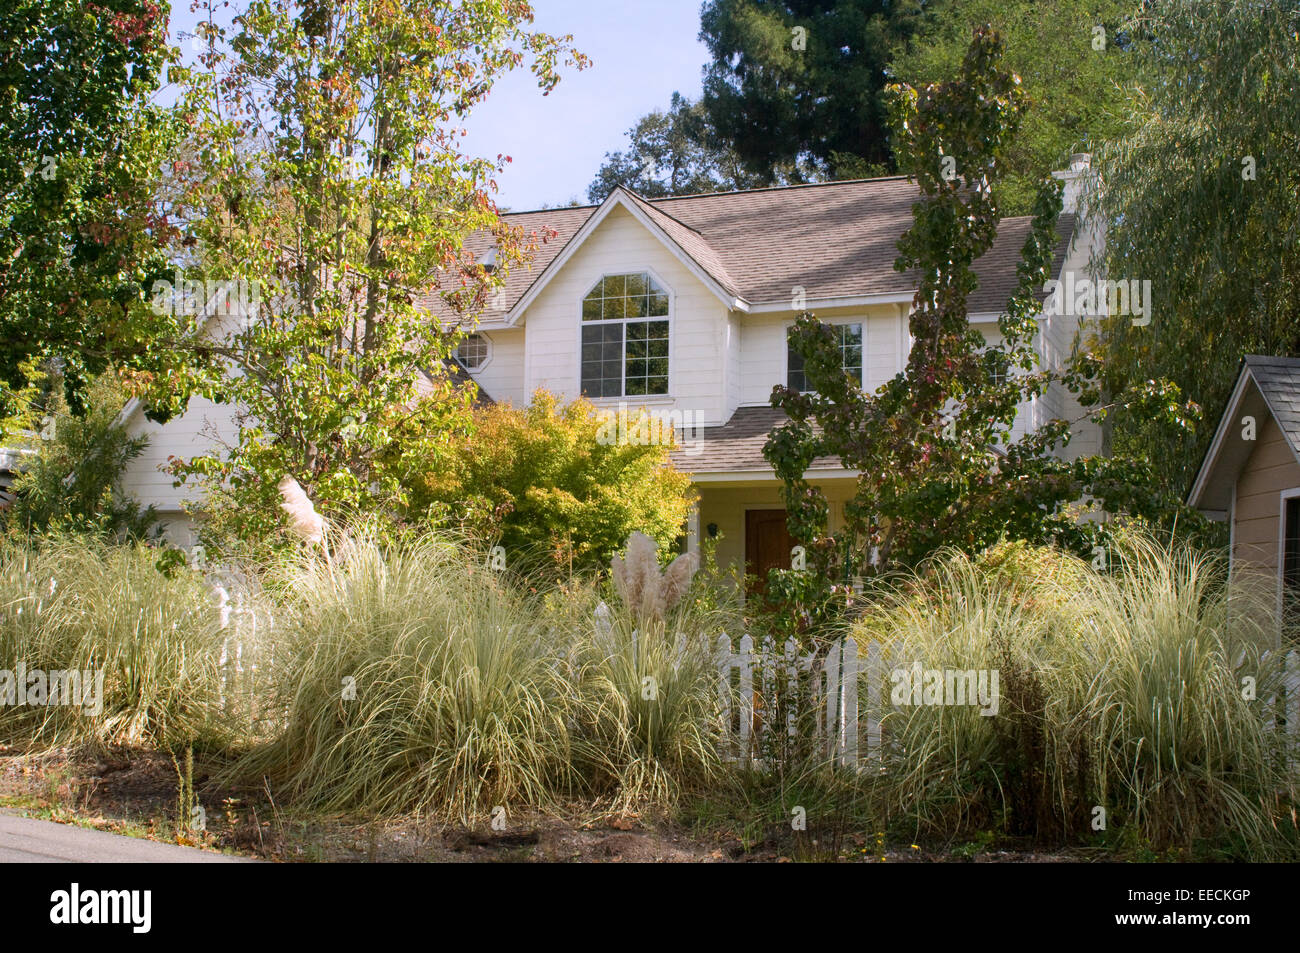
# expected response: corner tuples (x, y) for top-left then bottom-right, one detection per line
(0, 745), (1088, 863)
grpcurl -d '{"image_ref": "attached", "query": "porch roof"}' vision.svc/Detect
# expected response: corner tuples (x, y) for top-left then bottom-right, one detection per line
(671, 406), (846, 476)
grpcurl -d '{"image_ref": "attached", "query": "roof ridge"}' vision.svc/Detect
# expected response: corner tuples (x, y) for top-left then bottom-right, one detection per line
(615, 186), (707, 237)
(649, 175), (916, 203)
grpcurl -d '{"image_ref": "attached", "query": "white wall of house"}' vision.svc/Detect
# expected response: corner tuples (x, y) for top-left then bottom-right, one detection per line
(514, 205), (733, 424)
(468, 326), (528, 406)
(734, 305), (905, 409)
(118, 395), (238, 546)
(1040, 220), (1104, 460)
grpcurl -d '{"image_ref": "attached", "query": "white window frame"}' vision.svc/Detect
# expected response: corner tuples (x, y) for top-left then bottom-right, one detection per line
(1275, 486), (1300, 628)
(577, 268), (674, 402)
(455, 331), (493, 372)
(784, 318), (865, 393)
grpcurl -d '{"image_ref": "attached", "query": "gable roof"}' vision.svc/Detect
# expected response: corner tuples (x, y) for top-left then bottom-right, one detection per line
(1187, 355), (1300, 510)
(423, 177), (1077, 323)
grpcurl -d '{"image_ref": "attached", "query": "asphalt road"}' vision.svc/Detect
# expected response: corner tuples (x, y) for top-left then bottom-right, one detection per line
(0, 812), (255, 862)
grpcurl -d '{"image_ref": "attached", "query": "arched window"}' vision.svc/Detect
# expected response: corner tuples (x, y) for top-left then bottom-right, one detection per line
(580, 272), (670, 397)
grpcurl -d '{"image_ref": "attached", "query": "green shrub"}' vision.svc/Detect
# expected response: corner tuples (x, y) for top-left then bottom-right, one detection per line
(570, 594), (731, 812)
(408, 390), (695, 573)
(233, 525), (742, 819)
(3, 369), (157, 540)
(234, 530), (578, 820)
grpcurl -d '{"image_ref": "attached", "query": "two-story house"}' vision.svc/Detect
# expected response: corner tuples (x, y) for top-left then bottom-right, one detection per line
(118, 158), (1101, 581)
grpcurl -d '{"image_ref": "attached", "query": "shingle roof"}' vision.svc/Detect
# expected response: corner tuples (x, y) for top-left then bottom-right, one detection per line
(1187, 354), (1300, 509)
(671, 406), (846, 474)
(1243, 355), (1300, 454)
(422, 178), (1077, 320)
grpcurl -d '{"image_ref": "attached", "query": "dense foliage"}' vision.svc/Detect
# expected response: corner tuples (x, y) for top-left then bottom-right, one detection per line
(411, 391), (695, 573)
(587, 93), (765, 202)
(862, 539), (1295, 859)
(161, 0), (585, 548)
(764, 28), (1193, 581)
(3, 368), (156, 539)
(1091, 0), (1300, 496)
(0, 0), (183, 423)
(888, 0), (1137, 214)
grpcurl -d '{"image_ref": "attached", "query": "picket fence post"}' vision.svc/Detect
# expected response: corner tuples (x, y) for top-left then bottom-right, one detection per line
(738, 634), (754, 757)
(841, 637), (858, 767)
(823, 640), (840, 760)
(865, 639), (882, 761)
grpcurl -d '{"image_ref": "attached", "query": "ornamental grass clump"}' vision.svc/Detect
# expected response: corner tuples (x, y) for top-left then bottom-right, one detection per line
(0, 535), (242, 751)
(234, 529), (576, 820)
(859, 537), (1297, 859)
(568, 532), (729, 812)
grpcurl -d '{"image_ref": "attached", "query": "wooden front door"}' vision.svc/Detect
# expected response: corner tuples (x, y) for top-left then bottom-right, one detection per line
(745, 508), (796, 593)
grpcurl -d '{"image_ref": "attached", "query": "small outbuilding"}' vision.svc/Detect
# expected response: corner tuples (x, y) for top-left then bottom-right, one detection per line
(1188, 355), (1300, 627)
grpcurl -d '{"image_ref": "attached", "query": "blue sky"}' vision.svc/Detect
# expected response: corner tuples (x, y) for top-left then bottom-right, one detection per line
(167, 1), (712, 211)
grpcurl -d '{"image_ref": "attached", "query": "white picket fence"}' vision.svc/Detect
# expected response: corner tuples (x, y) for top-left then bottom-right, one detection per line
(715, 632), (884, 768)
(211, 574), (275, 725)
(716, 634), (1300, 771)
(1264, 647), (1300, 767)
(209, 581), (1300, 771)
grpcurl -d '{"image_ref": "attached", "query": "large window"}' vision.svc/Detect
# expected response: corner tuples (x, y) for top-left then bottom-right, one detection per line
(787, 322), (862, 392)
(581, 272), (670, 397)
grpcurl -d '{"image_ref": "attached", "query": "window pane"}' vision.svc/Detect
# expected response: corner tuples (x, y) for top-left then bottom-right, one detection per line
(582, 325), (624, 398)
(581, 277), (672, 397)
(788, 331), (806, 391)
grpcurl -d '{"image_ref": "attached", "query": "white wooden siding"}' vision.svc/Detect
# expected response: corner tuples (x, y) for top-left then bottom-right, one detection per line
(466, 327), (527, 406)
(736, 307), (903, 407)
(519, 205), (732, 424)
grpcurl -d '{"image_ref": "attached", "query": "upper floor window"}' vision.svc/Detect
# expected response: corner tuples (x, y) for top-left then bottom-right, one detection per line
(787, 322), (862, 392)
(456, 332), (490, 370)
(581, 272), (670, 397)
(984, 348), (1010, 388)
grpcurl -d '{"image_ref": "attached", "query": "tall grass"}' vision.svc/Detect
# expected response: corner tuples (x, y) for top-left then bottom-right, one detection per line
(0, 535), (240, 750)
(234, 530), (577, 820)
(858, 538), (1298, 859)
(570, 603), (730, 813)
(231, 526), (740, 819)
